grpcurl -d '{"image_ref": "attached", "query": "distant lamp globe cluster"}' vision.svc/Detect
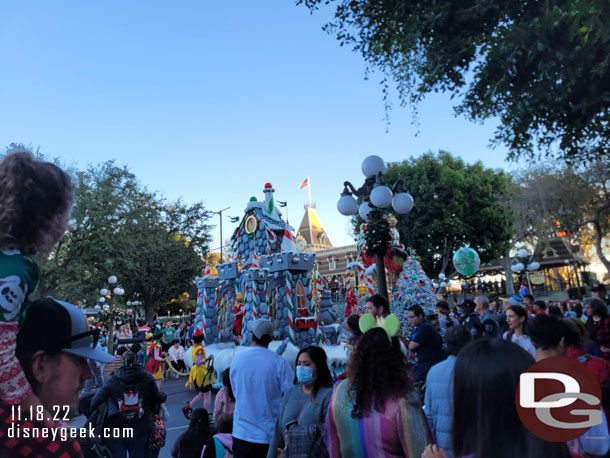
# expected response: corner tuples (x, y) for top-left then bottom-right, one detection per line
(97, 276), (124, 311)
(511, 248), (540, 295)
(337, 155), (415, 219)
(511, 249), (540, 273)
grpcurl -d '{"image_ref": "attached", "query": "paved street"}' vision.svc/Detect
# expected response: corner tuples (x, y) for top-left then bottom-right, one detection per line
(157, 377), (215, 458)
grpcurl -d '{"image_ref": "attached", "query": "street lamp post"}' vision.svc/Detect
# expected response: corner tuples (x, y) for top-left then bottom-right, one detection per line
(214, 207), (230, 263)
(127, 297), (143, 322)
(337, 155), (414, 298)
(511, 249), (540, 295)
(101, 275), (124, 354)
(436, 273), (450, 295)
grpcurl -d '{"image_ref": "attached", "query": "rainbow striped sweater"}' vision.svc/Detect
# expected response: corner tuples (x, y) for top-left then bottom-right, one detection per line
(324, 380), (430, 458)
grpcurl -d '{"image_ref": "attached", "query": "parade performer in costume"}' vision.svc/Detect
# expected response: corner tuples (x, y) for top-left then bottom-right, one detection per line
(145, 328), (165, 388)
(345, 288), (358, 318)
(232, 293), (245, 337)
(183, 328), (214, 419)
(142, 332), (153, 367)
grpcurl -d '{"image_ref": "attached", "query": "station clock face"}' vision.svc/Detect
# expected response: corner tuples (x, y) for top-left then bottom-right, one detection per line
(296, 235), (306, 251)
(245, 215), (258, 234)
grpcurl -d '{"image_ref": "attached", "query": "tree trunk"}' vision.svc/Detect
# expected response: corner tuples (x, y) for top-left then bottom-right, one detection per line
(593, 219), (610, 278)
(145, 304), (156, 325)
(501, 256), (515, 296)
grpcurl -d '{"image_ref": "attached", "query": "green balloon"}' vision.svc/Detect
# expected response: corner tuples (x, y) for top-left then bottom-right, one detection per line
(452, 247), (481, 276)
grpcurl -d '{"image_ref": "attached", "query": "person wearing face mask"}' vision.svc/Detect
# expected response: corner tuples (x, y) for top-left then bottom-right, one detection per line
(267, 346), (334, 458)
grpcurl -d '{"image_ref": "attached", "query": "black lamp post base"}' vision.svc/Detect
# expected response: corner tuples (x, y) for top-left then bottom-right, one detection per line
(376, 252), (388, 299)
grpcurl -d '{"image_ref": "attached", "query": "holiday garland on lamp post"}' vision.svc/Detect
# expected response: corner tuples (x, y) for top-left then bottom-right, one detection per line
(337, 155), (415, 297)
(98, 308), (125, 331)
(363, 216), (392, 258)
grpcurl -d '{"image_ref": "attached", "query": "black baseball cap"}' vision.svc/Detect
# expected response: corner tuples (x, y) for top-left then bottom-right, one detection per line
(17, 297), (115, 363)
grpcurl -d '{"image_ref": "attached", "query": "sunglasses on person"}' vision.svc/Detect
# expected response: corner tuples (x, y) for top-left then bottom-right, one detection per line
(58, 327), (100, 349)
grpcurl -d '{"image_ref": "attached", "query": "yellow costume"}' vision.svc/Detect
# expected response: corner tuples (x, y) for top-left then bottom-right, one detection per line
(185, 344), (210, 392)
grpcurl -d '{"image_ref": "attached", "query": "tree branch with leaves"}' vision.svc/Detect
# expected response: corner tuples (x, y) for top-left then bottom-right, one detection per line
(297, 0), (610, 164)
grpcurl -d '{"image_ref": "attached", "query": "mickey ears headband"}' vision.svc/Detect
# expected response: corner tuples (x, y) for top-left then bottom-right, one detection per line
(359, 313), (401, 340)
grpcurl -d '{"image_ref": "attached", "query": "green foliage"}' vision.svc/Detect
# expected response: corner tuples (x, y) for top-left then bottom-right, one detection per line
(361, 151), (513, 275)
(297, 0), (610, 164)
(38, 162), (212, 322)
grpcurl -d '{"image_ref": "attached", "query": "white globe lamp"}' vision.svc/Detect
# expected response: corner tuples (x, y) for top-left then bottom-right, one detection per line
(517, 249), (529, 259)
(511, 263), (525, 273)
(392, 193), (414, 214)
(370, 185), (393, 208)
(527, 262), (540, 271)
(358, 202), (373, 221)
(337, 194), (358, 216)
(361, 155), (386, 178)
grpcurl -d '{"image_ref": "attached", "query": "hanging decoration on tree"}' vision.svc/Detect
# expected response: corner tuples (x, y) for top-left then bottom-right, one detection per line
(391, 254), (437, 338)
(452, 247), (481, 277)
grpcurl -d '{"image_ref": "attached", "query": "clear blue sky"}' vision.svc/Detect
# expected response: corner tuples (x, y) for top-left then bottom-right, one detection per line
(1, 1), (522, 250)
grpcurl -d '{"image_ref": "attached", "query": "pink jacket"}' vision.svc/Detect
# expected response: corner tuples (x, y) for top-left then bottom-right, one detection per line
(213, 386), (235, 421)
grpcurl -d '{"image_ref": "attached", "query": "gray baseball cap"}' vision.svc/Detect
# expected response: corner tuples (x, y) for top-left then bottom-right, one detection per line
(252, 319), (274, 339)
(17, 297), (115, 363)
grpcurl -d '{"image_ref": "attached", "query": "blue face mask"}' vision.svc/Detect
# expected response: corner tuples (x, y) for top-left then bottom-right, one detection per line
(296, 366), (315, 385)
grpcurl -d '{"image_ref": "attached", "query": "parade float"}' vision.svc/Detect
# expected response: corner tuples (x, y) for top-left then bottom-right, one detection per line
(186, 184), (348, 378)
